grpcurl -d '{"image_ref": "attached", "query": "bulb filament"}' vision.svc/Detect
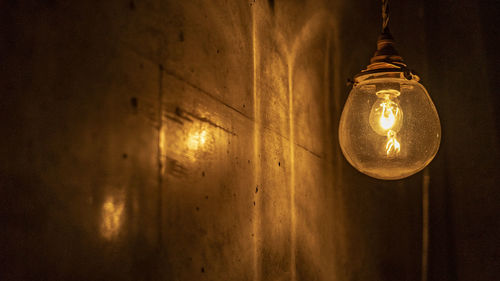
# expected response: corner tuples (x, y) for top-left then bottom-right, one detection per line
(380, 100), (401, 157)
(368, 89), (404, 158)
(385, 130), (400, 157)
(379, 102), (399, 130)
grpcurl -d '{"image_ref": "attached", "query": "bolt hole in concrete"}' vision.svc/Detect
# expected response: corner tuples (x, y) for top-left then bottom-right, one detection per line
(268, 0), (275, 10)
(130, 97), (138, 108)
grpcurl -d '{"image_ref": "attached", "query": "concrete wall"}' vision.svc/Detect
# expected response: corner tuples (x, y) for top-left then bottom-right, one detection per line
(1, 0), (342, 279)
(1, 0), (498, 280)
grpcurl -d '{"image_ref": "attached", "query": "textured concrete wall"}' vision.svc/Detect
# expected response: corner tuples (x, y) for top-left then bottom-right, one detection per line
(1, 0), (498, 281)
(1, 0), (342, 279)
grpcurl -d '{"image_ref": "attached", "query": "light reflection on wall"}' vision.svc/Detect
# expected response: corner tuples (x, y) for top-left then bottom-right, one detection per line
(100, 192), (125, 240)
(187, 129), (207, 151)
(182, 124), (214, 163)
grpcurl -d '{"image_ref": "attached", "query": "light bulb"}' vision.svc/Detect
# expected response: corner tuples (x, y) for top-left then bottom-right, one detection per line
(340, 0), (441, 179)
(339, 72), (441, 180)
(369, 89), (403, 135)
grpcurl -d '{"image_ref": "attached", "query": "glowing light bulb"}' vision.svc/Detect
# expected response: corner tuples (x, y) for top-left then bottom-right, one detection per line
(368, 89), (404, 158)
(369, 89), (403, 135)
(341, 0), (441, 179)
(339, 73), (441, 180)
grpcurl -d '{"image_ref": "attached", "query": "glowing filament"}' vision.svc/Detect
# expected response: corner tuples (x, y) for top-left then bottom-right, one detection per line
(369, 92), (403, 137)
(379, 102), (399, 130)
(385, 130), (401, 157)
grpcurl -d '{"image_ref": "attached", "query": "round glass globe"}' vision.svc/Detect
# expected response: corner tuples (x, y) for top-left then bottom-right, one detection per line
(339, 72), (441, 180)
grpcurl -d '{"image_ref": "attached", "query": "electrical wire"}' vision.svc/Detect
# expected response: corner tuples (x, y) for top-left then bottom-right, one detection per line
(382, 0), (390, 32)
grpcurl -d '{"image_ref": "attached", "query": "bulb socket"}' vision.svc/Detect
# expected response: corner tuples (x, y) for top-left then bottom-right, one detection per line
(370, 30), (404, 64)
(353, 30), (419, 83)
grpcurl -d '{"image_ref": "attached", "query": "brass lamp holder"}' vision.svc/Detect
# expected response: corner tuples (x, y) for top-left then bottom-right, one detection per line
(354, 29), (418, 82)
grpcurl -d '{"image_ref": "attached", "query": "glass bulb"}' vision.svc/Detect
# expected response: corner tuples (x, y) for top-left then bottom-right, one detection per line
(339, 72), (441, 180)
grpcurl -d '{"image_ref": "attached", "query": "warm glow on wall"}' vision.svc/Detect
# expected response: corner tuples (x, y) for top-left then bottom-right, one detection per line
(187, 129), (208, 151)
(338, 0), (441, 180)
(100, 193), (125, 240)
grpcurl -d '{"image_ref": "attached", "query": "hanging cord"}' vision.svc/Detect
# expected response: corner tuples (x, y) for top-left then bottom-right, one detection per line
(382, 0), (390, 33)
(349, 0), (417, 83)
